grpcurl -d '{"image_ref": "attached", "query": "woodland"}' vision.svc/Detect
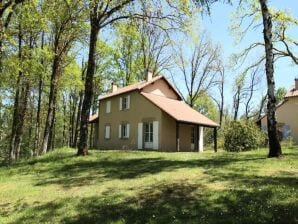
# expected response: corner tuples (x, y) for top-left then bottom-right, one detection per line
(0, 0), (297, 161)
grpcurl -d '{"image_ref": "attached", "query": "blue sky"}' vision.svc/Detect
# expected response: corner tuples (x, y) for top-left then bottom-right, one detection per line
(201, 0), (298, 90)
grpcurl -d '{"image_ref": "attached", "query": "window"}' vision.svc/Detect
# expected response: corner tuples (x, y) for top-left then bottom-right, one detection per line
(191, 126), (195, 144)
(144, 122), (153, 143)
(106, 101), (111, 113)
(120, 95), (130, 110)
(119, 123), (130, 139)
(104, 125), (111, 139)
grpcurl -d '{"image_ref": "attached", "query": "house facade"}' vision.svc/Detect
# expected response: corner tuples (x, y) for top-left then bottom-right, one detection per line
(90, 72), (219, 152)
(258, 79), (298, 144)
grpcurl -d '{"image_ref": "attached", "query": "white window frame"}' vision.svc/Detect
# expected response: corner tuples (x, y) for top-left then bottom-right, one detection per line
(144, 122), (154, 143)
(104, 125), (111, 139)
(119, 123), (130, 139)
(120, 95), (130, 110)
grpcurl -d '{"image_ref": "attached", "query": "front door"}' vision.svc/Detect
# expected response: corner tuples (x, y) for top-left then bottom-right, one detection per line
(144, 122), (153, 149)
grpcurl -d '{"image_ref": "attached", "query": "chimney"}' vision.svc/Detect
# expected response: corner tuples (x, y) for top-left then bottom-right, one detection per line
(295, 78), (298, 90)
(145, 69), (153, 82)
(111, 82), (118, 93)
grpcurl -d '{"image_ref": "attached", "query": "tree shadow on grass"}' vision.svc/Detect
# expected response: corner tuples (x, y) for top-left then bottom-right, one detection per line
(12, 181), (298, 224)
(34, 155), (266, 188)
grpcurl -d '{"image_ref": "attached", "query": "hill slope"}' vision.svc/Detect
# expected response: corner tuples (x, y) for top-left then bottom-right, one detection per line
(0, 147), (297, 224)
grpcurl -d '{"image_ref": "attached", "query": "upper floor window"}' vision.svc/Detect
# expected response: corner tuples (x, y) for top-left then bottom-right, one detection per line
(106, 100), (111, 113)
(119, 95), (130, 110)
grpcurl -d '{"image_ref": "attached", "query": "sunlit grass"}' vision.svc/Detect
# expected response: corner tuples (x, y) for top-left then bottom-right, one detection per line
(0, 147), (297, 223)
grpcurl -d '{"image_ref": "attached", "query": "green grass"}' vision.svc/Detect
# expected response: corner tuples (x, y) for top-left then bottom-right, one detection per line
(0, 147), (297, 224)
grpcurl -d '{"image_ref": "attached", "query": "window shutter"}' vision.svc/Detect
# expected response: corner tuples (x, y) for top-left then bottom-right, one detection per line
(153, 121), (159, 150)
(127, 95), (130, 109)
(106, 101), (111, 113)
(119, 124), (122, 138)
(119, 97), (122, 110)
(127, 124), (130, 138)
(105, 126), (110, 139)
(138, 123), (143, 149)
(199, 127), (204, 152)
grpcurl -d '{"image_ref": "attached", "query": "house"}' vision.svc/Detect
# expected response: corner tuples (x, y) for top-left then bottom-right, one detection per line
(258, 78), (298, 144)
(90, 71), (219, 152)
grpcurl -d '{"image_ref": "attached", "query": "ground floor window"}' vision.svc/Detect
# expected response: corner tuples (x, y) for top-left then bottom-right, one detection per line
(144, 122), (153, 142)
(104, 125), (110, 139)
(144, 122), (153, 149)
(191, 126), (195, 144)
(119, 123), (130, 139)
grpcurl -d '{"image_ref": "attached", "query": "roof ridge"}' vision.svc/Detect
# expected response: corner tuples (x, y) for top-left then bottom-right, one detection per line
(141, 91), (181, 99)
(98, 75), (164, 100)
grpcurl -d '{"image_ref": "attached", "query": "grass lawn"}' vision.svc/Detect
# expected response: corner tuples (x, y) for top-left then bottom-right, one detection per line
(0, 147), (297, 224)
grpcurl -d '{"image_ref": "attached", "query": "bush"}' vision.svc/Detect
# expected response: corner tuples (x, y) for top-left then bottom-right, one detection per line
(223, 121), (266, 152)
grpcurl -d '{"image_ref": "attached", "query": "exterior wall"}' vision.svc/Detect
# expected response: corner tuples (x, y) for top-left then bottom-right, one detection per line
(260, 97), (298, 144)
(160, 112), (176, 151)
(98, 91), (162, 150)
(142, 79), (179, 100)
(160, 112), (202, 152)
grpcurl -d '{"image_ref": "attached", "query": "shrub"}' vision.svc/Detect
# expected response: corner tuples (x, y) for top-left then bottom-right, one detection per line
(223, 121), (266, 152)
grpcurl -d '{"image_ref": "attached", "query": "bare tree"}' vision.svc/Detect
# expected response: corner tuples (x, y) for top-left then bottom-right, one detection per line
(138, 2), (174, 76)
(232, 73), (246, 121)
(244, 66), (262, 119)
(211, 61), (225, 126)
(173, 33), (220, 108)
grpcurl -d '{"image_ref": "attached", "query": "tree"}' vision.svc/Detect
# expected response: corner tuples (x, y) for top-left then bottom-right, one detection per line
(212, 61), (225, 126)
(229, 0), (297, 157)
(40, 0), (85, 154)
(77, 0), (136, 156)
(232, 72), (246, 121)
(173, 32), (220, 108)
(275, 87), (287, 105)
(8, 1), (44, 160)
(243, 66), (262, 120)
(259, 0), (282, 157)
(0, 0), (25, 65)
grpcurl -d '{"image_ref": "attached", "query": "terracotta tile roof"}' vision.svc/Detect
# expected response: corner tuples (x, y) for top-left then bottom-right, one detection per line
(99, 75), (163, 100)
(98, 75), (182, 100)
(141, 92), (219, 127)
(285, 87), (298, 98)
(89, 113), (99, 123)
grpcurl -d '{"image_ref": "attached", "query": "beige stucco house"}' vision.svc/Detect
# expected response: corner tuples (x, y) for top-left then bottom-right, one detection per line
(258, 79), (298, 144)
(89, 72), (219, 152)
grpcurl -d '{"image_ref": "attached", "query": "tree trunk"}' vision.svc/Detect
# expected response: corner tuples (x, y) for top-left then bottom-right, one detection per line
(77, 23), (99, 156)
(219, 78), (224, 126)
(233, 88), (240, 121)
(9, 24), (23, 160)
(0, 16), (3, 69)
(73, 90), (83, 148)
(48, 105), (56, 151)
(34, 31), (44, 155)
(62, 93), (67, 146)
(40, 54), (60, 154)
(70, 94), (77, 146)
(259, 0), (282, 157)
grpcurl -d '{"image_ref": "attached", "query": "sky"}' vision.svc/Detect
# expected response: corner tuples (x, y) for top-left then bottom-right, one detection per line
(201, 0), (298, 90)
